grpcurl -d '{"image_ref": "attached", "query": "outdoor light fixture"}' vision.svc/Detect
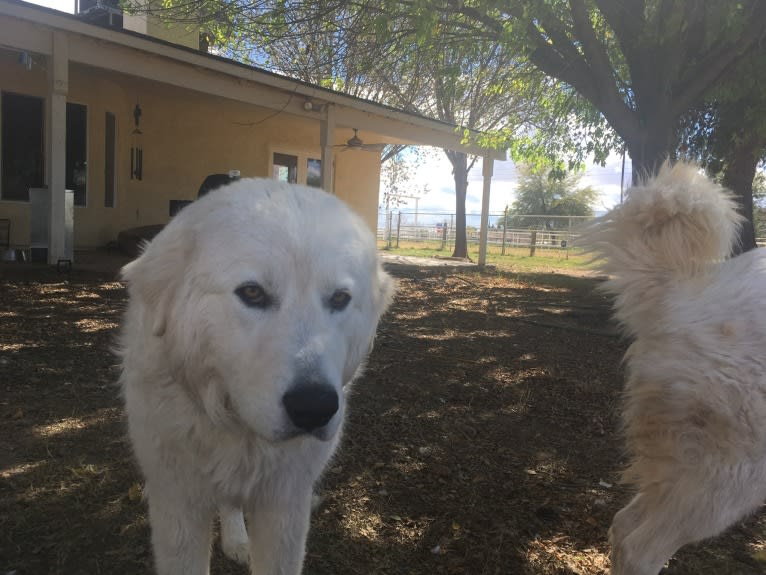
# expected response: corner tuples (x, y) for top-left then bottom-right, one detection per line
(132, 103), (143, 135)
(17, 51), (33, 71)
(303, 100), (315, 111)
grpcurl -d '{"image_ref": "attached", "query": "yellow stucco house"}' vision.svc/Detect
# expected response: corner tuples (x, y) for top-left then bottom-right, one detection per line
(0, 0), (503, 265)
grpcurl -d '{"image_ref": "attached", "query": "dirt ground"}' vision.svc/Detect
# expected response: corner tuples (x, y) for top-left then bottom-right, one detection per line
(1, 254), (765, 575)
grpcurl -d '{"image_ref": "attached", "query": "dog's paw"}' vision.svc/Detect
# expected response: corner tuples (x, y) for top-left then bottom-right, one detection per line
(221, 537), (250, 565)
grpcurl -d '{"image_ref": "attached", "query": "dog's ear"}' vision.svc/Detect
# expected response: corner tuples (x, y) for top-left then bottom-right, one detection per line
(121, 222), (194, 337)
(343, 263), (395, 385)
(364, 264), (395, 359)
(374, 264), (395, 320)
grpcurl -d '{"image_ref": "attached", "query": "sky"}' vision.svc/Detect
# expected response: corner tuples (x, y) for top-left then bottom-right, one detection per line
(28, 0), (74, 11)
(380, 149), (632, 218)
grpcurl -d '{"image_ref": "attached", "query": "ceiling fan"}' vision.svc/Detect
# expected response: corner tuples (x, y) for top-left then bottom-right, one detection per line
(335, 129), (386, 153)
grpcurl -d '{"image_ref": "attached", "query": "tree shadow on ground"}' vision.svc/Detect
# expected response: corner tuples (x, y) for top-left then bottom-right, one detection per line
(0, 262), (763, 575)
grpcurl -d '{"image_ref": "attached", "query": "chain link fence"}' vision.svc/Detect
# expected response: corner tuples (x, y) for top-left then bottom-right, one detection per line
(377, 210), (595, 256)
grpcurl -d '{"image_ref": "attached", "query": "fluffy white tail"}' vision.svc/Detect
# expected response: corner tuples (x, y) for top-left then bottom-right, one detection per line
(584, 162), (742, 337)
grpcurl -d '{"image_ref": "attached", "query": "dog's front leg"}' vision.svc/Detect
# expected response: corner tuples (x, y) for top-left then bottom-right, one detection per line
(145, 485), (215, 575)
(246, 489), (313, 575)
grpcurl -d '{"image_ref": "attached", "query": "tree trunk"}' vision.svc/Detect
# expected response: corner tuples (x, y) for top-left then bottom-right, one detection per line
(447, 150), (469, 259)
(722, 140), (760, 254)
(626, 122), (676, 185)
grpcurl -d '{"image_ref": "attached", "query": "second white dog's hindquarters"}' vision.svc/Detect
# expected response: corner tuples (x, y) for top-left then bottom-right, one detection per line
(119, 179), (394, 575)
(586, 162), (766, 575)
(609, 458), (766, 575)
(609, 249), (766, 575)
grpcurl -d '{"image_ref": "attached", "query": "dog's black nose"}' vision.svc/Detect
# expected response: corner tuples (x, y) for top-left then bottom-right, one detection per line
(282, 384), (339, 432)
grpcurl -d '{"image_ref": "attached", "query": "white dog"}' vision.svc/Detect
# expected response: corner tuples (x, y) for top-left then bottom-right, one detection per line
(586, 162), (766, 575)
(118, 179), (393, 575)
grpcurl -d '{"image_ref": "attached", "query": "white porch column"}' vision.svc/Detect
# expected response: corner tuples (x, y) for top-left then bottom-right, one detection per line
(320, 104), (336, 193)
(478, 156), (494, 267)
(47, 31), (69, 264)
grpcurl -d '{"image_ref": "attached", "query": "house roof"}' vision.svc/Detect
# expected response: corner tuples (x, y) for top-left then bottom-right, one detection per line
(0, 0), (505, 159)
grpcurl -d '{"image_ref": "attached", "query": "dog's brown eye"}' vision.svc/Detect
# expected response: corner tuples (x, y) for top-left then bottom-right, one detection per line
(235, 283), (272, 309)
(328, 289), (351, 311)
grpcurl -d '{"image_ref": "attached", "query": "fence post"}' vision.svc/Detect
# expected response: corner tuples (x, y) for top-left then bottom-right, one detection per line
(441, 220), (448, 250)
(396, 212), (402, 248)
(501, 207), (508, 256)
(450, 214), (454, 251)
(386, 211), (393, 249)
(529, 230), (537, 257)
(501, 225), (507, 256)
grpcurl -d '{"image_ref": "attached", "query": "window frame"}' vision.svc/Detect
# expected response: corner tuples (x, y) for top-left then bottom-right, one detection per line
(269, 146), (323, 187)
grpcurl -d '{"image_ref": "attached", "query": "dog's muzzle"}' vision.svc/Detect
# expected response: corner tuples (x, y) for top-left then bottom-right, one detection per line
(282, 382), (339, 437)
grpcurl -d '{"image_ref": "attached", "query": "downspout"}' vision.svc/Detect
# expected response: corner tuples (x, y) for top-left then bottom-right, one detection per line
(478, 156), (494, 267)
(320, 104), (336, 194)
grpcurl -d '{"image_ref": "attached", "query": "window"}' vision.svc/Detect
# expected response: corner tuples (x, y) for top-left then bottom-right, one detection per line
(104, 112), (116, 208)
(306, 158), (322, 188)
(66, 103), (88, 206)
(272, 153), (297, 184)
(1, 93), (44, 202)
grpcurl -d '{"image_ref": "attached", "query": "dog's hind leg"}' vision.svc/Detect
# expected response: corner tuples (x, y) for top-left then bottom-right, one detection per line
(608, 492), (645, 555)
(610, 468), (766, 575)
(609, 490), (671, 575)
(219, 505), (250, 565)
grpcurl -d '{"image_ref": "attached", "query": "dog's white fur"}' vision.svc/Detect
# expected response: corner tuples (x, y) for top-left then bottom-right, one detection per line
(118, 179), (393, 575)
(586, 162), (766, 575)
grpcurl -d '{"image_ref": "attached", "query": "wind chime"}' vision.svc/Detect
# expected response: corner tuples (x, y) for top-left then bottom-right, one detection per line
(130, 103), (143, 180)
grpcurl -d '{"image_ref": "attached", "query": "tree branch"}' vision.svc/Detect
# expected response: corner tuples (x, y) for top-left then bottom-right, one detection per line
(672, 1), (766, 116)
(593, 0), (644, 47)
(568, 0), (630, 113)
(524, 6), (638, 142)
